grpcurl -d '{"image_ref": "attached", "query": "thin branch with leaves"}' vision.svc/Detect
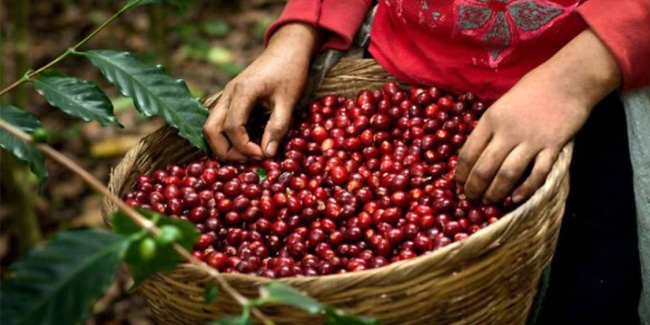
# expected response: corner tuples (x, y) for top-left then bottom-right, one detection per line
(0, 1), (380, 324)
(0, 118), (273, 324)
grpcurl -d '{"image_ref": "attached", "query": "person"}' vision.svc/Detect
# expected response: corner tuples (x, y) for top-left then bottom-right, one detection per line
(203, 1), (650, 323)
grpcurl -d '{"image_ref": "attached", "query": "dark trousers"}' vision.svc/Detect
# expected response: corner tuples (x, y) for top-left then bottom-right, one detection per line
(537, 93), (642, 325)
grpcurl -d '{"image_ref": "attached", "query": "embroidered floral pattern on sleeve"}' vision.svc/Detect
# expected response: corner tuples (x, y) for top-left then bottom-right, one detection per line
(454, 0), (577, 67)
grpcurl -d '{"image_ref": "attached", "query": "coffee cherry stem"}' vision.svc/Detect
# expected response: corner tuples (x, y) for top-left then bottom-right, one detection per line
(0, 118), (273, 324)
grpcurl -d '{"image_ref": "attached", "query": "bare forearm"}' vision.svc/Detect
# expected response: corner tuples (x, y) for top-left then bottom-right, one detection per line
(266, 23), (322, 64)
(457, 29), (623, 204)
(530, 29), (621, 110)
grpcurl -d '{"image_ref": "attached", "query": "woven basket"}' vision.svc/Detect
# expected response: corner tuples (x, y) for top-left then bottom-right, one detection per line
(102, 59), (573, 325)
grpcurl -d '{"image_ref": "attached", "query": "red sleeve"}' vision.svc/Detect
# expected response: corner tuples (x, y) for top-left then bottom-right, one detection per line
(578, 0), (650, 90)
(264, 0), (373, 51)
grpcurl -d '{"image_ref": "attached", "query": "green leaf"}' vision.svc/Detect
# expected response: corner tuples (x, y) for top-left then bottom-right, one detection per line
(202, 21), (229, 37)
(80, 50), (208, 151)
(258, 282), (324, 314)
(254, 282), (381, 325)
(0, 105), (41, 133)
(209, 315), (252, 325)
(255, 168), (267, 184)
(0, 230), (128, 325)
(204, 284), (219, 304)
(325, 308), (382, 325)
(33, 74), (121, 126)
(112, 209), (199, 285)
(0, 105), (48, 190)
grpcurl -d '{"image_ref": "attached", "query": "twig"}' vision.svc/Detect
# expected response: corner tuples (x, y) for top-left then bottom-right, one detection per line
(0, 2), (129, 97)
(0, 118), (273, 324)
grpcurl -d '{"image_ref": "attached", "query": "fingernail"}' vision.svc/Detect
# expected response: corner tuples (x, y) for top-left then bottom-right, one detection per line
(512, 194), (523, 203)
(266, 142), (278, 157)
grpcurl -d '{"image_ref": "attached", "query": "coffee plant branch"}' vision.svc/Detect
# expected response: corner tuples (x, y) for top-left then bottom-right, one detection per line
(0, 0), (137, 97)
(0, 118), (274, 325)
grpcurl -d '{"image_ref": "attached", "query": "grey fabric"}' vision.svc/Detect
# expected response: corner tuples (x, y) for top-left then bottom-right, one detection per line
(621, 87), (650, 325)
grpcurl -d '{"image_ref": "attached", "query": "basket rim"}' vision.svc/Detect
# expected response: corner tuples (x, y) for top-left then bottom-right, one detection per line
(102, 57), (573, 285)
(156, 142), (573, 284)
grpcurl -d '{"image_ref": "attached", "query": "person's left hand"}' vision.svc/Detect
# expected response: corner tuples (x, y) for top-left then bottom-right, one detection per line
(455, 29), (621, 204)
(454, 71), (590, 204)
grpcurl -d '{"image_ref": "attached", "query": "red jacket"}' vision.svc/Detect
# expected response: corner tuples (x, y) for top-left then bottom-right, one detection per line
(266, 0), (650, 100)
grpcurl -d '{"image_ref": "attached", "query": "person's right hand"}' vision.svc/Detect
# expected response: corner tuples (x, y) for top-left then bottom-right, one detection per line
(203, 23), (321, 161)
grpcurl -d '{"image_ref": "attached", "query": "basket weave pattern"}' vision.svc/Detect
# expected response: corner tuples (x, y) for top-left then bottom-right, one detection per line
(102, 59), (573, 325)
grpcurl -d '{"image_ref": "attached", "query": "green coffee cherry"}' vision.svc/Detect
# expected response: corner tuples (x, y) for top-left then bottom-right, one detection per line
(156, 225), (182, 245)
(139, 237), (157, 261)
(31, 127), (49, 143)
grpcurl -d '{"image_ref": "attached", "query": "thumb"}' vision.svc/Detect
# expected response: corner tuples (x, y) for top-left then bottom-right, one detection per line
(261, 98), (293, 157)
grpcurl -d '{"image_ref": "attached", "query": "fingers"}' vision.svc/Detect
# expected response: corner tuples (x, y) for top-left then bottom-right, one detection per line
(511, 149), (558, 203)
(203, 93), (230, 159)
(463, 138), (515, 202)
(456, 120), (492, 184)
(203, 92), (247, 161)
(261, 97), (293, 157)
(483, 145), (537, 203)
(223, 88), (265, 158)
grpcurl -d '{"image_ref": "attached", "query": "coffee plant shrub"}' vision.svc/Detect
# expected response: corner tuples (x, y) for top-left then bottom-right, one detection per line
(0, 105), (48, 190)
(124, 83), (517, 278)
(0, 0), (378, 324)
(0, 213), (196, 325)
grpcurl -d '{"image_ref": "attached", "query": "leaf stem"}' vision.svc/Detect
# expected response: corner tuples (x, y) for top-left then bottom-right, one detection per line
(0, 118), (273, 324)
(0, 77), (28, 98)
(0, 2), (133, 98)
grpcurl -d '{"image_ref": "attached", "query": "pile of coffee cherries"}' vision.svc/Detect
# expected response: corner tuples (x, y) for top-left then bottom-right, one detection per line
(124, 82), (516, 278)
